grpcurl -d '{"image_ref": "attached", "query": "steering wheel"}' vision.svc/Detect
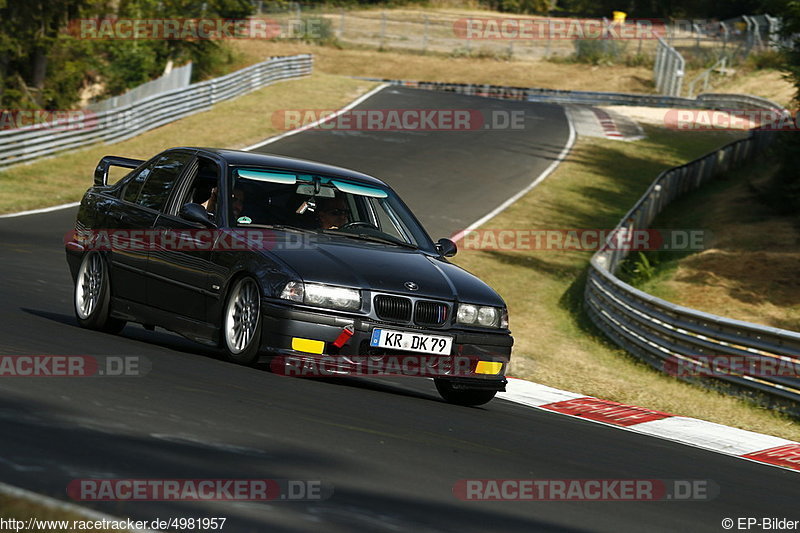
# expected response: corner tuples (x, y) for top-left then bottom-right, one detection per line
(340, 221), (379, 231)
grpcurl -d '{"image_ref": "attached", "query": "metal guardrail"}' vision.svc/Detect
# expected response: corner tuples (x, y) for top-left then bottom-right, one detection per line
(0, 54), (313, 170)
(88, 62), (193, 113)
(354, 77), (779, 111)
(359, 76), (798, 414)
(585, 119), (800, 416)
(686, 57), (727, 98)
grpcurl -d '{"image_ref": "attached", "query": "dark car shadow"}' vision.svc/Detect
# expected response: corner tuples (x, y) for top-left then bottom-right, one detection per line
(20, 307), (453, 404)
(20, 308), (77, 327)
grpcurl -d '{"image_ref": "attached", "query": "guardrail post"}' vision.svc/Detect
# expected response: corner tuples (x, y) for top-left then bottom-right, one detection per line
(423, 15), (429, 53)
(381, 11), (387, 48)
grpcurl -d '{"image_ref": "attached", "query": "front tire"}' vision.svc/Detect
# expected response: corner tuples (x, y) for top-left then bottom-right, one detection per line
(222, 276), (263, 365)
(74, 252), (126, 334)
(435, 379), (497, 406)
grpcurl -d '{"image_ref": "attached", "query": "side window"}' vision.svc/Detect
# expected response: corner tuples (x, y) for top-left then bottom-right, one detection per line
(121, 162), (154, 204)
(136, 152), (194, 211)
(173, 157), (219, 215)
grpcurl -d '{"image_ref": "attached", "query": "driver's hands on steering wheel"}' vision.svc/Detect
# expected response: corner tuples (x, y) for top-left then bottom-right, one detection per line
(339, 221), (380, 231)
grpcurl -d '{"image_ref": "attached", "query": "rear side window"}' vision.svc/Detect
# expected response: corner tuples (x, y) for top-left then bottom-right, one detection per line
(121, 162), (154, 203)
(136, 152), (193, 211)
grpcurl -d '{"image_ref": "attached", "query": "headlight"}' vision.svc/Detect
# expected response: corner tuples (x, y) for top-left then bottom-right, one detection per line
(456, 304), (478, 324)
(280, 281), (304, 303)
(477, 306), (499, 327)
(456, 303), (506, 329)
(280, 281), (361, 311)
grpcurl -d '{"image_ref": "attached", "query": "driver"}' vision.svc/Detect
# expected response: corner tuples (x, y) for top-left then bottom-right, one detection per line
(202, 187), (246, 221)
(316, 196), (349, 230)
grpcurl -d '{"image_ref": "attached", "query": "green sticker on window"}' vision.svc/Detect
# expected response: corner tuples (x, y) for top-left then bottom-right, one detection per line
(237, 216), (252, 224)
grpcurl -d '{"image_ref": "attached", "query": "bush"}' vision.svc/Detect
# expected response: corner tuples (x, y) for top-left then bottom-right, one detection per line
(449, 45), (512, 60)
(619, 252), (658, 286)
(746, 49), (786, 71)
(624, 53), (653, 68)
(292, 15), (338, 44)
(572, 39), (627, 66)
(757, 139), (800, 216)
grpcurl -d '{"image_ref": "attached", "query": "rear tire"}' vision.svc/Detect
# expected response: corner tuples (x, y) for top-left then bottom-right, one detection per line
(74, 252), (126, 334)
(435, 379), (497, 406)
(222, 276), (263, 365)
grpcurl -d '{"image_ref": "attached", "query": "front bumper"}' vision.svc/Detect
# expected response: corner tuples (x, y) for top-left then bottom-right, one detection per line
(259, 302), (512, 390)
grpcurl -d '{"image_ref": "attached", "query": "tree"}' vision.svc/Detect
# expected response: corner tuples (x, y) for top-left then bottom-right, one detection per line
(0, 0), (253, 109)
(765, 1), (800, 215)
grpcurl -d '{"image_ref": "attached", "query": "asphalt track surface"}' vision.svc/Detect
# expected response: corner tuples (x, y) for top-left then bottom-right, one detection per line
(0, 86), (796, 532)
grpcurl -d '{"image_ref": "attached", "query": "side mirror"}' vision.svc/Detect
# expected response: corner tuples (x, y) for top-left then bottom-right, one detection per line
(179, 202), (217, 228)
(435, 238), (457, 257)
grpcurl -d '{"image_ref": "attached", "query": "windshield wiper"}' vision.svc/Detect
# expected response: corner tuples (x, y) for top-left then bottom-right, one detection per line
(320, 229), (418, 249)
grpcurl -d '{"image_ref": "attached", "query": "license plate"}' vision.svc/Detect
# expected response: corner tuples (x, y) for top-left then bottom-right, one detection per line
(370, 328), (453, 355)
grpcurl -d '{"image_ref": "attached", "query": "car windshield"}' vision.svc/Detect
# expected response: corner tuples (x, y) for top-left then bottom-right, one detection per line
(229, 168), (435, 251)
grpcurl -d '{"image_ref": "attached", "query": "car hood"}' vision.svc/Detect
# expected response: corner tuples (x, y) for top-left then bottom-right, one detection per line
(267, 237), (505, 306)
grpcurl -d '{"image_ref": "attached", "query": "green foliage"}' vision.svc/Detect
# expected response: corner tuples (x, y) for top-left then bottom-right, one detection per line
(567, 39), (628, 65)
(746, 48), (787, 70)
(292, 16), (338, 44)
(554, 0), (769, 19)
(40, 36), (99, 109)
(0, 0), (253, 110)
(100, 41), (162, 96)
(449, 45), (513, 60)
(619, 252), (658, 286)
(624, 53), (653, 68)
(496, 0), (550, 14)
(765, 0), (800, 218)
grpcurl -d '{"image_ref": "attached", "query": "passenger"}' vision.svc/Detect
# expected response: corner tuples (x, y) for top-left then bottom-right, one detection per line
(316, 196), (349, 230)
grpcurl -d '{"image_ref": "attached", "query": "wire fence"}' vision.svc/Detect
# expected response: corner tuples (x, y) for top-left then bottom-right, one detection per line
(261, 5), (782, 60)
(259, 5), (782, 97)
(654, 37), (685, 97)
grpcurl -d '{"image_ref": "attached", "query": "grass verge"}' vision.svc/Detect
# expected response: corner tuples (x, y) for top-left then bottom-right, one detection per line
(0, 74), (377, 214)
(631, 159), (800, 333)
(233, 41), (656, 93)
(452, 125), (800, 441)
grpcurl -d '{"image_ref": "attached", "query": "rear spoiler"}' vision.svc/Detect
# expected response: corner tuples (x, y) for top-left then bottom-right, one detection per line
(94, 155), (145, 186)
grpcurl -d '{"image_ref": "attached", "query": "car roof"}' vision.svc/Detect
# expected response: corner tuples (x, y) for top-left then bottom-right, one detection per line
(176, 147), (389, 188)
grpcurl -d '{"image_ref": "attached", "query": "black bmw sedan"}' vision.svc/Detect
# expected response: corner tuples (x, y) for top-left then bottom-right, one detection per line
(65, 147), (513, 405)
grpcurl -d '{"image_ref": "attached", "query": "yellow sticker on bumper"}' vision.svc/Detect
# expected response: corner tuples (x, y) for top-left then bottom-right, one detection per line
(291, 338), (325, 355)
(475, 361), (503, 375)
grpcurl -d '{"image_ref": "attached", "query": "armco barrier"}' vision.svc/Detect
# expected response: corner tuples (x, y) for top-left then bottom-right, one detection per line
(0, 54), (312, 170)
(361, 77), (799, 414)
(354, 77), (782, 110)
(585, 125), (800, 416)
